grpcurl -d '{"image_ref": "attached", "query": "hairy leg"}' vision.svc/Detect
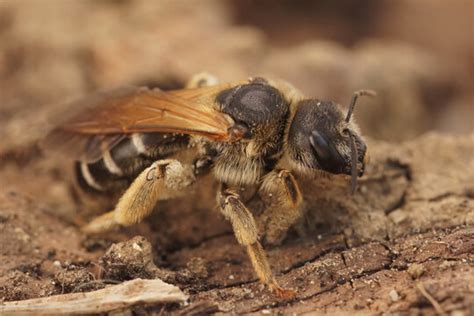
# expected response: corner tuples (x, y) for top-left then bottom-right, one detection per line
(82, 159), (194, 234)
(258, 169), (303, 246)
(218, 187), (295, 298)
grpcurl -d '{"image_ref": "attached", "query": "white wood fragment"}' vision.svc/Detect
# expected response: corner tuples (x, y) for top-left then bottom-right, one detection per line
(0, 278), (187, 315)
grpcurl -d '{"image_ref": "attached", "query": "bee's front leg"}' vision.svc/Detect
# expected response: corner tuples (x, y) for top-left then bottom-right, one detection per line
(218, 187), (296, 299)
(82, 159), (194, 234)
(258, 170), (303, 246)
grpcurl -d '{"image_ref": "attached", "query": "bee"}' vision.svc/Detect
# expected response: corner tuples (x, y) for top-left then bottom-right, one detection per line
(43, 73), (374, 298)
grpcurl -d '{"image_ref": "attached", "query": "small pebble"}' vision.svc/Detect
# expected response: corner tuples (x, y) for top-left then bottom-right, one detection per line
(389, 289), (399, 302)
(229, 275), (235, 280)
(53, 260), (61, 267)
(132, 242), (142, 251)
(407, 263), (425, 279)
(261, 309), (271, 314)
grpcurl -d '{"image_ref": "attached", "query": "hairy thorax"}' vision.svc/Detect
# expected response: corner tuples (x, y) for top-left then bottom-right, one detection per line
(212, 131), (285, 186)
(213, 145), (263, 186)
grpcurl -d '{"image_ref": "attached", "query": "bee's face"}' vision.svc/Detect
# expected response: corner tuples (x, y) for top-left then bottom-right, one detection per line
(288, 100), (367, 177)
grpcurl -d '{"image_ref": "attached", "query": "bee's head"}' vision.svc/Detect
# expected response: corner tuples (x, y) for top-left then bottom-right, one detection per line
(288, 91), (374, 193)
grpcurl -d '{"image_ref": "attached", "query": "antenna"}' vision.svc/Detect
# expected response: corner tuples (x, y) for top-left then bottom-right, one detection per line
(347, 130), (358, 195)
(345, 90), (376, 123)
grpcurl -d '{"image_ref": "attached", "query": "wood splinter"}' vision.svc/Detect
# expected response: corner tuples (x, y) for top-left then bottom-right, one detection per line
(0, 278), (188, 315)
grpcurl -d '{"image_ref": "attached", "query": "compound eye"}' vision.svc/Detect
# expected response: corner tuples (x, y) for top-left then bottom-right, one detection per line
(309, 130), (347, 173)
(309, 131), (332, 162)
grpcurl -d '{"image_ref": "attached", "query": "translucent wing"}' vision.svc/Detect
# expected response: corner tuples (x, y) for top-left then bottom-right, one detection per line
(42, 85), (235, 162)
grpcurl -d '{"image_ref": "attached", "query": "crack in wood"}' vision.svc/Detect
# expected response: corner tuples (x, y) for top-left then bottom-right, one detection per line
(197, 226), (473, 314)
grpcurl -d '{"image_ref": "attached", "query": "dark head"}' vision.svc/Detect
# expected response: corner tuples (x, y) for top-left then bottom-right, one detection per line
(288, 90), (374, 193)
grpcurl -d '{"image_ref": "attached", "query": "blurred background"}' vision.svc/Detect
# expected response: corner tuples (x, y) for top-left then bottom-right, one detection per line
(0, 0), (473, 152)
(0, 2), (473, 308)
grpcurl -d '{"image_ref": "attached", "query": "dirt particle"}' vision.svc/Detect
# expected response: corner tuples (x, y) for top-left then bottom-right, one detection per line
(13, 227), (31, 242)
(47, 249), (57, 259)
(439, 260), (456, 271)
(15, 261), (41, 277)
(99, 236), (176, 284)
(53, 268), (95, 293)
(389, 289), (400, 302)
(100, 236), (158, 281)
(354, 303), (365, 310)
(186, 257), (209, 279)
(132, 242), (143, 252)
(0, 271), (55, 301)
(407, 263), (426, 279)
(336, 276), (347, 285)
(0, 213), (10, 222)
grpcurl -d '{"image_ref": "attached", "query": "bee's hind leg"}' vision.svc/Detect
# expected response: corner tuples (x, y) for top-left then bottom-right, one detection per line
(82, 159), (195, 234)
(258, 170), (303, 246)
(218, 187), (296, 298)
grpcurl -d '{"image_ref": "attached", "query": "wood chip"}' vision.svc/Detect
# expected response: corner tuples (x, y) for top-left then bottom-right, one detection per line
(0, 278), (187, 315)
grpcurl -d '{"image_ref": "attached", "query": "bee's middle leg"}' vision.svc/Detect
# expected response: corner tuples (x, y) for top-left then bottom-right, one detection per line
(82, 159), (195, 234)
(258, 169), (303, 246)
(218, 187), (295, 298)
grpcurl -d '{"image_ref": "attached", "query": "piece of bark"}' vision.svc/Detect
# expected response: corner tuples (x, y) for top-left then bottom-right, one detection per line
(0, 278), (187, 315)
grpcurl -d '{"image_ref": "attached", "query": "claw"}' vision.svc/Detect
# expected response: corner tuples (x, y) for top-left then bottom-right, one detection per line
(271, 285), (297, 300)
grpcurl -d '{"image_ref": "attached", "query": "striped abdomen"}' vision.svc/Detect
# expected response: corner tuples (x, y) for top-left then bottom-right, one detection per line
(76, 133), (190, 193)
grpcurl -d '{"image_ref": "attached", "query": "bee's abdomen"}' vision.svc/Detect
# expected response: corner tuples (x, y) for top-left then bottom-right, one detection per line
(76, 133), (189, 193)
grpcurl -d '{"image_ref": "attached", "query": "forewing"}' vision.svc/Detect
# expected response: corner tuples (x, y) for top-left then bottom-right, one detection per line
(42, 86), (234, 162)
